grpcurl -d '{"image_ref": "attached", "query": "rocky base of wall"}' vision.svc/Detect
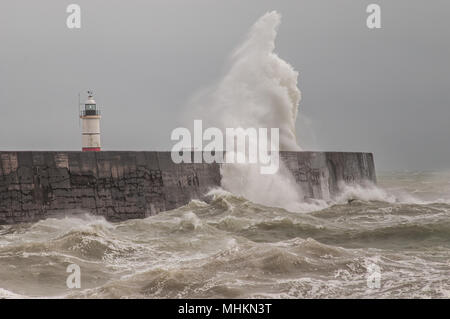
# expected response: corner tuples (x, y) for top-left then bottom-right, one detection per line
(0, 151), (375, 224)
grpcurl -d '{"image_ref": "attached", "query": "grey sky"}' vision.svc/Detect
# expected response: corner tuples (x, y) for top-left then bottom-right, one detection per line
(1, 0), (449, 170)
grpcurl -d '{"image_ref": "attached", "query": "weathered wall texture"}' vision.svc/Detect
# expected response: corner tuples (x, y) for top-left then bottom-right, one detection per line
(0, 151), (375, 224)
(280, 152), (376, 201)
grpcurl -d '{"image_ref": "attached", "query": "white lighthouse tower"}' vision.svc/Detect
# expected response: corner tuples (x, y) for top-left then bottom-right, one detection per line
(80, 90), (101, 151)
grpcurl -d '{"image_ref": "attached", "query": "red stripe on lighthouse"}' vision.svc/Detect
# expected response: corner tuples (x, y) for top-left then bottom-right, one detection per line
(82, 147), (101, 152)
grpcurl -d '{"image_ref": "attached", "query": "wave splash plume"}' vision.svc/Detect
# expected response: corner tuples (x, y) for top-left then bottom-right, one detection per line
(187, 11), (308, 211)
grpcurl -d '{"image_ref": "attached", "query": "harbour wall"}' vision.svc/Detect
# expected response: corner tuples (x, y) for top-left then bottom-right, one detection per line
(0, 151), (376, 224)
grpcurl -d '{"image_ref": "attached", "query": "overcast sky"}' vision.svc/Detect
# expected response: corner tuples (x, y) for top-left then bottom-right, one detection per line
(1, 0), (449, 170)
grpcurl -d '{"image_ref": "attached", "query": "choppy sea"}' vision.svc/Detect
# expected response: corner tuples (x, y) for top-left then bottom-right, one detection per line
(1, 171), (449, 298)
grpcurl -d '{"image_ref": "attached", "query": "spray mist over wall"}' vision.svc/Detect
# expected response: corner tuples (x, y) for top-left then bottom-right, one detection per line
(188, 11), (301, 150)
(186, 11), (314, 211)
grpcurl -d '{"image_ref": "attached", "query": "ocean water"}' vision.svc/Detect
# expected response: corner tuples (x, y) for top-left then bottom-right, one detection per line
(1, 170), (450, 299)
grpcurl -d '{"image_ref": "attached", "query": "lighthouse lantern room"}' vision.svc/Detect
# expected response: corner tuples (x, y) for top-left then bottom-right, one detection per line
(80, 90), (101, 151)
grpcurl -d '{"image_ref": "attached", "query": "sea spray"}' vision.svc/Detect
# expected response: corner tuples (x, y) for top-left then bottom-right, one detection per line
(185, 11), (310, 211)
(187, 11), (301, 151)
(182, 12), (416, 211)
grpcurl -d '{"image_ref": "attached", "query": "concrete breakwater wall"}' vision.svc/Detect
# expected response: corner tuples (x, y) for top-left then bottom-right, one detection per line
(0, 151), (376, 224)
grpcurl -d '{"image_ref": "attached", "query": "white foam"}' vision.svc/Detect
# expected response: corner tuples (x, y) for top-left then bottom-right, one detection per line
(0, 287), (27, 299)
(184, 11), (313, 212)
(187, 11), (301, 151)
(333, 181), (441, 205)
(184, 11), (447, 212)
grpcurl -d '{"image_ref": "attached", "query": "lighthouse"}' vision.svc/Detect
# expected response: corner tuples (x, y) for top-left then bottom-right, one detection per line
(80, 90), (101, 151)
